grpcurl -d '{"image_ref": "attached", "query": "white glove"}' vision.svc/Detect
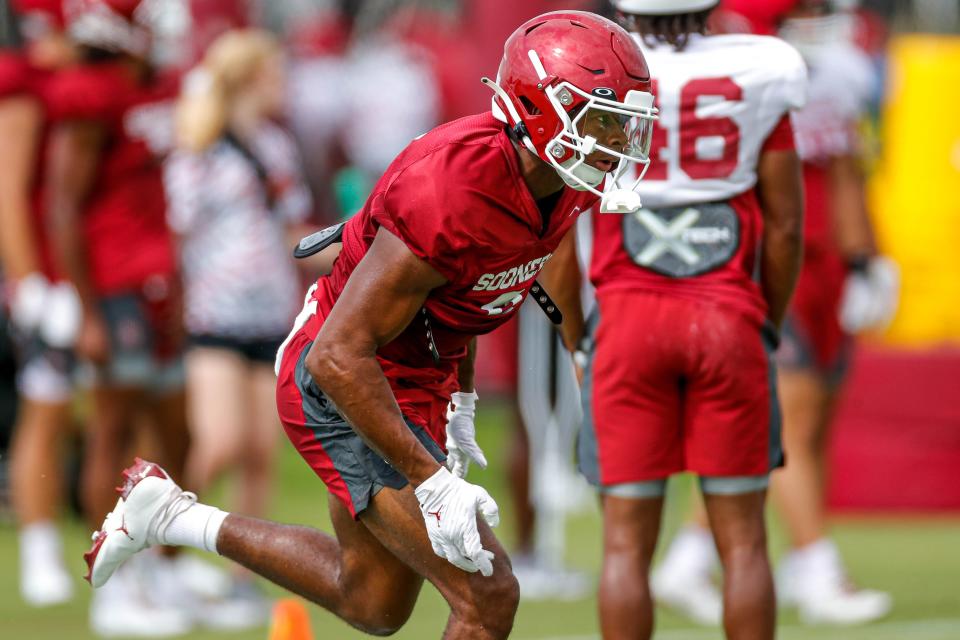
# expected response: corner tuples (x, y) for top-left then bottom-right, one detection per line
(838, 256), (900, 334)
(414, 466), (500, 576)
(39, 281), (82, 348)
(9, 272), (50, 333)
(445, 391), (487, 479)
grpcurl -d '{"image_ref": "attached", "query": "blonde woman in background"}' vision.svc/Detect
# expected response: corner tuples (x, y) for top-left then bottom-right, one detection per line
(164, 28), (312, 624)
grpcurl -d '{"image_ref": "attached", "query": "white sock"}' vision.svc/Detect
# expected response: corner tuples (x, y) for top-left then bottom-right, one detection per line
(659, 525), (718, 579)
(792, 538), (844, 588)
(19, 521), (64, 566)
(157, 501), (229, 554)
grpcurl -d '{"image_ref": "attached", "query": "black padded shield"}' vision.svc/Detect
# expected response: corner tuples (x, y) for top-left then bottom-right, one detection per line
(293, 222), (347, 259)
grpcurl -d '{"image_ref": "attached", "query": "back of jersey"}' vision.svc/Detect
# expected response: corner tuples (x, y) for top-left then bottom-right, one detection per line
(589, 33), (806, 325)
(638, 33), (806, 207)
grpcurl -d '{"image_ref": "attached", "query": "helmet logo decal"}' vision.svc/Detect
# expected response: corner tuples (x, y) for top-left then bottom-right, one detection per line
(591, 87), (618, 99)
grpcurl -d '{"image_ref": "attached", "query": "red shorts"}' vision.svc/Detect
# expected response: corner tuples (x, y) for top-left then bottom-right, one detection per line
(578, 290), (782, 485)
(778, 245), (850, 382)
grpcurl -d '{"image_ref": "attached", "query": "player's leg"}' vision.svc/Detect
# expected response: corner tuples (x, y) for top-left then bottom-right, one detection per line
(770, 368), (832, 549)
(183, 346), (247, 493)
(583, 291), (682, 640)
(88, 448), (519, 637)
(240, 356), (283, 522)
(9, 347), (74, 605)
(702, 487), (774, 640)
(220, 483), (518, 638)
(216, 491), (427, 635)
(651, 486), (722, 626)
(81, 384), (143, 525)
(772, 318), (890, 623)
(684, 308), (782, 640)
(598, 490), (665, 640)
(354, 485), (519, 639)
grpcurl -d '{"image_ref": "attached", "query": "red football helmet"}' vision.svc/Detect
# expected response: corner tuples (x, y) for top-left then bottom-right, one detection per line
(64, 0), (151, 56)
(485, 11), (657, 213)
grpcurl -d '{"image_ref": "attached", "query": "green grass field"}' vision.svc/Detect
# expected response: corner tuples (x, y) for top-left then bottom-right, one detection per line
(2, 401), (959, 639)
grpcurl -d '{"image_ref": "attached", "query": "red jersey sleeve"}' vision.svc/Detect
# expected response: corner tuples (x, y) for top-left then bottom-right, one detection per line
(45, 65), (124, 123)
(370, 156), (473, 283)
(0, 52), (30, 98)
(761, 113), (796, 153)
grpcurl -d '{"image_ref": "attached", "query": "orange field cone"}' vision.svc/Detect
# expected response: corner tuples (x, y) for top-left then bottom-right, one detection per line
(267, 598), (314, 640)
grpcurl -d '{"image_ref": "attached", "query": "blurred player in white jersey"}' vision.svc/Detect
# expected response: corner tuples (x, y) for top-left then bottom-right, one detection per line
(654, 0), (896, 627)
(542, 1), (806, 637)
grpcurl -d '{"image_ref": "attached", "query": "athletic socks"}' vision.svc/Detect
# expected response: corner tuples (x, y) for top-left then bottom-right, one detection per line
(157, 501), (229, 554)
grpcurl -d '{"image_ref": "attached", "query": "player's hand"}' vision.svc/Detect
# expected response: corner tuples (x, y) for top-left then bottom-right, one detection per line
(414, 466), (500, 576)
(77, 308), (111, 365)
(839, 256), (899, 334)
(9, 272), (50, 333)
(445, 391), (487, 478)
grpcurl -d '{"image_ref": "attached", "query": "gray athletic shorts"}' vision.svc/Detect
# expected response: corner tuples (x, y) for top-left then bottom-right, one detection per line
(283, 343), (447, 518)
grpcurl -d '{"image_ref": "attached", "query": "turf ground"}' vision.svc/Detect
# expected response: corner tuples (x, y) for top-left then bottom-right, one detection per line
(2, 401), (959, 639)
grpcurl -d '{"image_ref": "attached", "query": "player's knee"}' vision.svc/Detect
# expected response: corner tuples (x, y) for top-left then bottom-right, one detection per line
(717, 533), (768, 570)
(455, 571), (520, 638)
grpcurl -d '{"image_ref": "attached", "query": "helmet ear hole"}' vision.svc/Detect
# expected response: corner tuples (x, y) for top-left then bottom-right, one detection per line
(518, 96), (541, 116)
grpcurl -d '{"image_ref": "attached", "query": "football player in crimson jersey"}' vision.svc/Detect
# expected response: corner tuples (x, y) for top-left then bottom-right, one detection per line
(540, 1), (806, 638)
(0, 0), (80, 607)
(654, 0), (894, 627)
(45, 1), (194, 635)
(83, 11), (658, 639)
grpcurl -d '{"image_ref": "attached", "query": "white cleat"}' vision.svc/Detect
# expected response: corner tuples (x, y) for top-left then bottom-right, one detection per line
(796, 582), (892, 625)
(89, 560), (192, 638)
(652, 568), (723, 626)
(84, 458), (196, 589)
(146, 551), (270, 631)
(513, 556), (591, 601)
(169, 554), (234, 600)
(778, 542), (892, 625)
(21, 561), (74, 607)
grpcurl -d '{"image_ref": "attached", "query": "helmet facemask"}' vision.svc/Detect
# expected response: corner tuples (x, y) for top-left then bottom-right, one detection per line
(543, 80), (656, 213)
(485, 48), (658, 214)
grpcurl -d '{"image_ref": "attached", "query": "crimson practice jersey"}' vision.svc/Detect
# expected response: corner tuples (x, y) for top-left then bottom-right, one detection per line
(290, 112), (597, 439)
(590, 33), (807, 326)
(46, 62), (177, 295)
(0, 51), (59, 279)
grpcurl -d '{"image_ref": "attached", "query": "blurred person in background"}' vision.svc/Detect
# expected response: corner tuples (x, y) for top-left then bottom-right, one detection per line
(0, 0), (80, 608)
(543, 1), (807, 637)
(44, 0), (193, 634)
(283, 0), (440, 223)
(654, 0), (897, 626)
(84, 11), (658, 639)
(164, 27), (312, 626)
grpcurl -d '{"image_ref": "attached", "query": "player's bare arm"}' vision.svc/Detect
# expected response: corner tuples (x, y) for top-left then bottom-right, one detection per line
(457, 338), (477, 393)
(829, 153), (877, 259)
(0, 96), (42, 281)
(538, 228), (585, 353)
(305, 226), (448, 486)
(757, 147), (804, 329)
(46, 120), (109, 362)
